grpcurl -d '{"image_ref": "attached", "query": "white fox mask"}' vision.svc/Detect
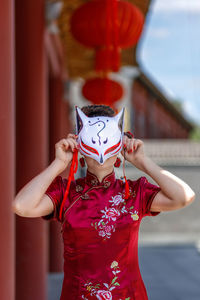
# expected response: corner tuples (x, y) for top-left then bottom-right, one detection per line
(75, 107), (125, 165)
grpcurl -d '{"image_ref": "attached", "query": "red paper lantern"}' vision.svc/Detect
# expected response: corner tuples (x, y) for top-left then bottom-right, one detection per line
(82, 77), (124, 106)
(70, 0), (144, 72)
(71, 0), (144, 48)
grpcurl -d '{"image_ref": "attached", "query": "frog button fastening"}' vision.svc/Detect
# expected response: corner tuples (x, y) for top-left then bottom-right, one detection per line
(128, 187), (136, 197)
(81, 193), (89, 199)
(103, 181), (111, 188)
(91, 178), (98, 186)
(130, 190), (136, 197)
(75, 185), (83, 192)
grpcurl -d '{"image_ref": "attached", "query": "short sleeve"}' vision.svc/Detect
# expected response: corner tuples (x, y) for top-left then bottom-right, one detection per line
(41, 176), (65, 222)
(141, 177), (161, 217)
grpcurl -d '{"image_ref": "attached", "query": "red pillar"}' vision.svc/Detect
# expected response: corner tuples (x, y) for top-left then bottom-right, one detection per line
(48, 76), (71, 272)
(0, 1), (15, 299)
(15, 1), (48, 299)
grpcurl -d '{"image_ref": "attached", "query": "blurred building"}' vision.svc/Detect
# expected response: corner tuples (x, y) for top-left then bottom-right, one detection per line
(132, 72), (193, 139)
(0, 1), (195, 300)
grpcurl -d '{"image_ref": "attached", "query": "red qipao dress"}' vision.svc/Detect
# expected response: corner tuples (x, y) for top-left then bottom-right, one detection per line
(42, 169), (161, 300)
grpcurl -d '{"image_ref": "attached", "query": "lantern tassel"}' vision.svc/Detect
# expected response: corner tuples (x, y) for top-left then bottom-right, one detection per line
(112, 0), (120, 71)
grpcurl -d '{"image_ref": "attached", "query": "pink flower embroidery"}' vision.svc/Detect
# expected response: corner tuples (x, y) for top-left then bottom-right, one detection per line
(96, 290), (112, 300)
(91, 192), (138, 240)
(109, 194), (124, 206)
(101, 207), (120, 221)
(98, 224), (115, 238)
(82, 260), (131, 299)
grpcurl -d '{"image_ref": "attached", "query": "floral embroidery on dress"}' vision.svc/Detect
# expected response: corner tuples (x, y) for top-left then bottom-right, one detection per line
(101, 207), (121, 221)
(109, 194), (125, 206)
(131, 210), (139, 221)
(91, 191), (139, 240)
(81, 261), (131, 300)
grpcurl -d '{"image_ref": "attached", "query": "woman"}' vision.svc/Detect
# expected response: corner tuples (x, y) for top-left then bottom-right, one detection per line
(13, 104), (195, 300)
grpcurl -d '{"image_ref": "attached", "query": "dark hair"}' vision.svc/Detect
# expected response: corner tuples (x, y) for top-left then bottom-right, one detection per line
(79, 104), (133, 138)
(81, 104), (115, 117)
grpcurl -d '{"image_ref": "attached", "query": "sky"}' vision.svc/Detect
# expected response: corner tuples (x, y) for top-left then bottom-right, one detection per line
(138, 0), (200, 125)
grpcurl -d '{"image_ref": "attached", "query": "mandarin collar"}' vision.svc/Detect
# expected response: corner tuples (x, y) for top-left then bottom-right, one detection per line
(85, 169), (115, 188)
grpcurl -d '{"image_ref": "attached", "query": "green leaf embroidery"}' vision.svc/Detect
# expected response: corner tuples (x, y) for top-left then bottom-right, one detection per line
(111, 276), (118, 284)
(114, 282), (120, 286)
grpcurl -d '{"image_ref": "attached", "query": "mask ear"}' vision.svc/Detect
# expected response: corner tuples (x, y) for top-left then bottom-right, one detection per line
(114, 108), (125, 133)
(75, 106), (89, 134)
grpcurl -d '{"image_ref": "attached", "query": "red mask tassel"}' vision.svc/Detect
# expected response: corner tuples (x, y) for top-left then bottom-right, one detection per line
(124, 175), (130, 200)
(123, 148), (130, 200)
(59, 149), (78, 221)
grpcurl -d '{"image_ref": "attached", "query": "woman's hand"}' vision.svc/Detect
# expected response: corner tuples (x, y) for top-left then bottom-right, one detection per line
(121, 135), (146, 171)
(55, 133), (79, 168)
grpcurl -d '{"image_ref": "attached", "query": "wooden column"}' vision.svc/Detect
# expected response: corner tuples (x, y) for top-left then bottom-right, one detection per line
(15, 1), (48, 299)
(0, 1), (15, 299)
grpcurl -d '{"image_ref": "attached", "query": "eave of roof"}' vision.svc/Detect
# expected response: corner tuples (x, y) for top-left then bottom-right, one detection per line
(135, 70), (194, 131)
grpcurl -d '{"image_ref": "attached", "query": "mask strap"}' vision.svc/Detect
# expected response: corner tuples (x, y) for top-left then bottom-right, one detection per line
(123, 130), (135, 199)
(122, 148), (130, 200)
(59, 149), (79, 221)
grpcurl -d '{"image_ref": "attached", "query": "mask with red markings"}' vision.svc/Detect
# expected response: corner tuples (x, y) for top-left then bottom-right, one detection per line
(75, 107), (125, 165)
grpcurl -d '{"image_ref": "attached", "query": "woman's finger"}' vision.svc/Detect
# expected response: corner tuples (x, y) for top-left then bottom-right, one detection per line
(57, 138), (73, 151)
(70, 138), (79, 149)
(134, 139), (143, 150)
(128, 139), (134, 152)
(67, 133), (78, 139)
(56, 139), (68, 148)
(67, 139), (77, 151)
(67, 135), (79, 148)
(62, 137), (78, 150)
(125, 139), (132, 152)
(122, 135), (129, 147)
